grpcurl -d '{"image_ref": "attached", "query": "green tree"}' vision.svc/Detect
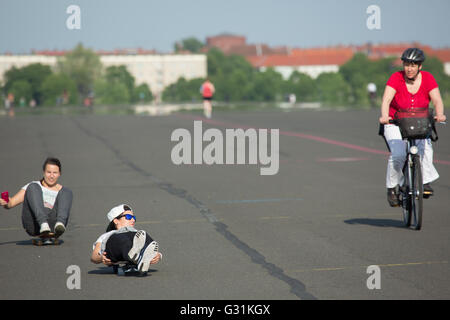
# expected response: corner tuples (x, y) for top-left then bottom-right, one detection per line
(422, 55), (450, 108)
(162, 47), (292, 103)
(40, 73), (78, 106)
(424, 56), (450, 94)
(338, 53), (372, 105)
(205, 49), (257, 102)
(368, 57), (397, 102)
(162, 77), (204, 102)
(3, 63), (52, 105)
(104, 65), (135, 98)
(94, 78), (130, 105)
(133, 83), (153, 103)
(316, 72), (351, 105)
(286, 71), (318, 102)
(221, 54), (255, 76)
(9, 80), (32, 105)
(247, 68), (284, 102)
(339, 53), (397, 106)
(206, 48), (226, 77)
(226, 69), (252, 101)
(57, 43), (102, 100)
(175, 37), (204, 53)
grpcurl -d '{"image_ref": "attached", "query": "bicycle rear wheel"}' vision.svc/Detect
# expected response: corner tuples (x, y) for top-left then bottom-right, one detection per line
(410, 155), (423, 230)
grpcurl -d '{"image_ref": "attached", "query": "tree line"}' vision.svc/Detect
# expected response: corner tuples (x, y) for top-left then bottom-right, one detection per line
(1, 44), (153, 107)
(2, 42), (449, 108)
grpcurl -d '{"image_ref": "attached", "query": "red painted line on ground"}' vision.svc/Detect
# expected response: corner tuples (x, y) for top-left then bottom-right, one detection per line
(317, 157), (370, 162)
(176, 114), (448, 165)
(434, 159), (450, 165)
(278, 130), (389, 155)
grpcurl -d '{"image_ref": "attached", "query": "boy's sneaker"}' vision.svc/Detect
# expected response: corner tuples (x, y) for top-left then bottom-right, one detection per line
(137, 241), (159, 273)
(39, 222), (51, 235)
(54, 222), (66, 238)
(128, 230), (147, 264)
(423, 183), (434, 199)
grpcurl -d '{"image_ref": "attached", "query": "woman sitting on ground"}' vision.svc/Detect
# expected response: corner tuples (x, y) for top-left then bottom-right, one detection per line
(0, 157), (73, 237)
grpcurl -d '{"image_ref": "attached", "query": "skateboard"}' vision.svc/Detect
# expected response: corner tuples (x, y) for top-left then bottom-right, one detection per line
(113, 263), (146, 276)
(31, 232), (60, 246)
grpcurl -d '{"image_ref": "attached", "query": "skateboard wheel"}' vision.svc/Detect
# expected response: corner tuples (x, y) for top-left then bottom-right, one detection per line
(32, 238), (60, 245)
(32, 239), (43, 246)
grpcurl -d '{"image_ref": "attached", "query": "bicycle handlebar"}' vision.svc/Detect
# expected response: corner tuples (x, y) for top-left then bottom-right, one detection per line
(387, 119), (446, 125)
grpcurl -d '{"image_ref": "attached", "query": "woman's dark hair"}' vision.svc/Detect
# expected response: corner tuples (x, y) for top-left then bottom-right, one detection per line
(106, 221), (116, 232)
(42, 157), (62, 173)
(40, 157), (62, 184)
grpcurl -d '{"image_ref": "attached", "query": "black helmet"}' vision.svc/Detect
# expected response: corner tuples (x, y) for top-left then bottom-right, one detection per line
(401, 48), (425, 64)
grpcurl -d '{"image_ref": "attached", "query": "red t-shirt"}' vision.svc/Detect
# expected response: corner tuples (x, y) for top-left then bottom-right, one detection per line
(386, 70), (438, 118)
(201, 82), (214, 98)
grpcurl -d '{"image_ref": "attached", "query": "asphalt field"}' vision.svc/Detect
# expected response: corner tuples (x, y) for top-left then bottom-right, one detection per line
(0, 107), (449, 300)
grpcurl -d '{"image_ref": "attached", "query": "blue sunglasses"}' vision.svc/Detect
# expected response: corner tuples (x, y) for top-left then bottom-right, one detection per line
(117, 213), (136, 221)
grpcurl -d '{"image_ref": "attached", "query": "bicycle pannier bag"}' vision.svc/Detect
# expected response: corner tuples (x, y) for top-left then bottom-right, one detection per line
(394, 108), (432, 139)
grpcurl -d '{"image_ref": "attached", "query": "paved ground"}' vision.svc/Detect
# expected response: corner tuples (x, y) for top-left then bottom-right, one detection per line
(0, 108), (449, 300)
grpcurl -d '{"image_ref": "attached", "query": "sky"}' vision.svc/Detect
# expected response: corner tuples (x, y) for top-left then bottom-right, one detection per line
(1, 0), (449, 54)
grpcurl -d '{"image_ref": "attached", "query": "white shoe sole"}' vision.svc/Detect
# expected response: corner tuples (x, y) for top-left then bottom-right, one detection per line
(138, 241), (159, 273)
(128, 230), (147, 264)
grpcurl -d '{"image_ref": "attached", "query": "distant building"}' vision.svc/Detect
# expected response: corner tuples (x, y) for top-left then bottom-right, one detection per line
(354, 43), (450, 75)
(354, 43), (433, 60)
(246, 43), (450, 79)
(0, 54), (57, 83)
(247, 47), (354, 79)
(205, 34), (350, 79)
(0, 51), (207, 100)
(205, 34), (247, 53)
(204, 34), (290, 56)
(100, 54), (206, 101)
(433, 49), (450, 75)
(204, 34), (450, 79)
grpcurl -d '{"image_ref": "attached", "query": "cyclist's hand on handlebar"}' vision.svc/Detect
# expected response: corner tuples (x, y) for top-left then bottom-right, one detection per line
(434, 114), (446, 123)
(379, 115), (392, 124)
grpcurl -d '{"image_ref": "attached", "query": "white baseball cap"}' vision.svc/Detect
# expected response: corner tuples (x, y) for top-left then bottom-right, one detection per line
(106, 204), (133, 231)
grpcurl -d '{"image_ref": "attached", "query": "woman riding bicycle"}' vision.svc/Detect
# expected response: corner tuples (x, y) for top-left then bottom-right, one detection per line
(379, 48), (446, 207)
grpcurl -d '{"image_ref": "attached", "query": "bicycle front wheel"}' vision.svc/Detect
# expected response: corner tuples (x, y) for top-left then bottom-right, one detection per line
(400, 185), (411, 227)
(410, 155), (423, 230)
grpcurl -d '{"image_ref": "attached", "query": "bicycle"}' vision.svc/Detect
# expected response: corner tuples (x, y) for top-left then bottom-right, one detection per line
(390, 108), (442, 230)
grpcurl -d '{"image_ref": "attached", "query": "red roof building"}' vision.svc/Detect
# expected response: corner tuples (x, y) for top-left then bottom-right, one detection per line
(245, 43), (450, 79)
(205, 34), (247, 53)
(246, 47), (355, 79)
